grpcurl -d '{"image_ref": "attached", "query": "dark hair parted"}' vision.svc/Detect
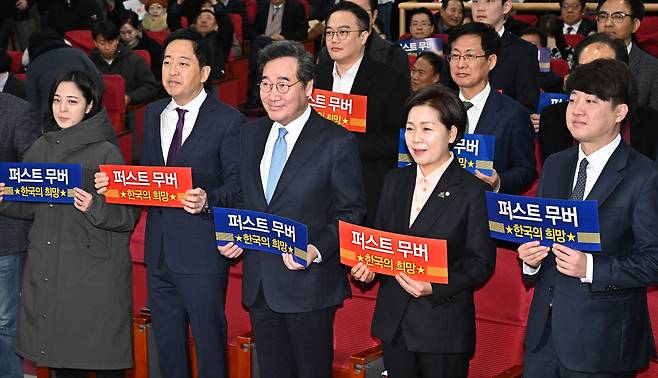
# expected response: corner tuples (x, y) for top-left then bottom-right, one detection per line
(49, 70), (103, 122)
(257, 41), (315, 87)
(327, 1), (371, 32)
(416, 52), (443, 75)
(405, 84), (467, 150)
(340, 0), (378, 16)
(597, 0), (645, 20)
(117, 10), (142, 31)
(92, 20), (120, 41)
(448, 22), (500, 56)
(559, 0), (586, 9)
(162, 28), (210, 67)
(521, 27), (548, 48)
(566, 59), (637, 124)
(573, 32), (629, 66)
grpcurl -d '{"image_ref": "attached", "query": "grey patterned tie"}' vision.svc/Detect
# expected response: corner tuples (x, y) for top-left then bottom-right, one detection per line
(463, 101), (474, 111)
(570, 158), (589, 200)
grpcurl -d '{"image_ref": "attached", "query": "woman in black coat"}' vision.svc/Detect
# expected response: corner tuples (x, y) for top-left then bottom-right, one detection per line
(117, 10), (164, 80)
(0, 71), (139, 378)
(351, 85), (496, 378)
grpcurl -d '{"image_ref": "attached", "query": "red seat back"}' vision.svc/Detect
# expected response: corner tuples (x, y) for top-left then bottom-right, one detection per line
(146, 30), (170, 46)
(513, 14), (538, 26)
(64, 30), (96, 54)
(408, 54), (417, 70)
(550, 58), (570, 78)
(7, 50), (22, 73)
(102, 74), (126, 132)
(244, 0), (257, 28)
(637, 33), (658, 58)
(229, 14), (243, 45)
(637, 16), (658, 38)
(14, 73), (26, 81)
(564, 33), (584, 49)
(133, 49), (151, 67)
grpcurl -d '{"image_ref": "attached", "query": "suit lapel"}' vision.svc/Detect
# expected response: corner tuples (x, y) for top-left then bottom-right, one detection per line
(151, 101), (167, 166)
(267, 111), (324, 206)
(397, 167), (416, 233)
(553, 148), (578, 199)
(350, 57), (375, 95)
(474, 89), (501, 134)
(586, 143), (628, 207)
(409, 160), (463, 236)
(173, 94), (214, 166)
(252, 118), (273, 209)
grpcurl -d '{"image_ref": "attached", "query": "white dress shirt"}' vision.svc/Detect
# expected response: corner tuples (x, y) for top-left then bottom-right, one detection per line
(332, 55), (364, 94)
(259, 105), (321, 262)
(562, 20), (582, 35)
(459, 83), (491, 134)
(159, 89), (208, 162)
(409, 154), (454, 227)
(0, 72), (8, 92)
(523, 135), (622, 283)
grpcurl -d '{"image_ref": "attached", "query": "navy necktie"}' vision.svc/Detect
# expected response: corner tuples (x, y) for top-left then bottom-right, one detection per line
(266, 127), (288, 203)
(570, 158), (589, 200)
(166, 107), (187, 166)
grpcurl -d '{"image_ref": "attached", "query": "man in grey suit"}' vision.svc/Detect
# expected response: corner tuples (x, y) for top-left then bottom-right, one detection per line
(597, 0), (658, 111)
(0, 93), (40, 378)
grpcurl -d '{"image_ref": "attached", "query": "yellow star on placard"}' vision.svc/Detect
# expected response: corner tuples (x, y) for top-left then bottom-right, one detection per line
(467, 160), (474, 168)
(417, 266), (425, 274)
(235, 235), (242, 242)
(342, 118), (348, 125)
(288, 246), (294, 253)
(357, 255), (364, 262)
(567, 232), (576, 241)
(506, 226), (513, 234)
(60, 190), (66, 197)
(121, 191), (127, 198)
(170, 194), (177, 201)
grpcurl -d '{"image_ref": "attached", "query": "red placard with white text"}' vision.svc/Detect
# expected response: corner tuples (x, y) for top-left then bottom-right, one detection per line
(309, 89), (367, 133)
(339, 221), (448, 284)
(99, 165), (192, 208)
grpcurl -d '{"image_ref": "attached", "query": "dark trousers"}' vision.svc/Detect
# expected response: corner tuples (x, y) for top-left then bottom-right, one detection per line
(382, 331), (469, 378)
(524, 317), (636, 378)
(147, 259), (229, 378)
(249, 287), (336, 378)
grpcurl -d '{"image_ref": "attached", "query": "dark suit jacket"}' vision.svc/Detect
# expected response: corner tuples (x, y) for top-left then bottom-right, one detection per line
(2, 74), (26, 99)
(318, 34), (411, 80)
(559, 19), (596, 36)
(0, 93), (41, 256)
(371, 160), (496, 354)
(441, 29), (540, 113)
(254, 0), (308, 41)
(140, 94), (244, 274)
(539, 101), (658, 162)
(239, 110), (367, 313)
(525, 142), (658, 372)
(475, 88), (536, 194)
(315, 56), (410, 226)
(629, 44), (658, 112)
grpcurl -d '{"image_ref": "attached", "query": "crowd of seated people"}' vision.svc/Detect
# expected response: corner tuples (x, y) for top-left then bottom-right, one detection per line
(1, 0), (658, 377)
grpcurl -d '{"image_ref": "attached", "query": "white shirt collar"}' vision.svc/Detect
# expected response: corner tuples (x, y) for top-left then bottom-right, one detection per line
(497, 26), (505, 37)
(459, 82), (491, 110)
(0, 72), (8, 92)
(563, 19), (582, 33)
(577, 133), (621, 173)
(168, 88), (207, 113)
(627, 41), (633, 55)
(273, 103), (312, 130)
(332, 54), (364, 80)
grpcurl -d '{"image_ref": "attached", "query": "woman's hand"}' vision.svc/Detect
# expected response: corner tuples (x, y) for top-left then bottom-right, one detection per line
(73, 187), (93, 213)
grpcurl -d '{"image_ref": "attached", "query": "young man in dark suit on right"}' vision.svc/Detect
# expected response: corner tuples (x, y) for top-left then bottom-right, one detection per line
(519, 59), (658, 377)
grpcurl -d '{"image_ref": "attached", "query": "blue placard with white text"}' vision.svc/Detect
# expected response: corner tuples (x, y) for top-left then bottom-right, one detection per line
(538, 92), (570, 114)
(0, 162), (82, 204)
(213, 207), (309, 266)
(486, 192), (601, 251)
(398, 131), (495, 176)
(399, 38), (443, 55)
(538, 47), (551, 73)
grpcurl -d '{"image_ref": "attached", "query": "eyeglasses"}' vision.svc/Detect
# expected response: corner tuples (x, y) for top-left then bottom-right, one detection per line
(560, 4), (582, 10)
(596, 11), (633, 23)
(446, 53), (487, 63)
(259, 80), (302, 94)
(324, 29), (365, 40)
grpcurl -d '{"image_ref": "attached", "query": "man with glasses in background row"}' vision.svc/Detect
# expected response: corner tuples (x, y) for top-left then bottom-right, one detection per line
(560, 0), (596, 35)
(596, 0), (658, 112)
(448, 22), (536, 195)
(315, 1), (410, 227)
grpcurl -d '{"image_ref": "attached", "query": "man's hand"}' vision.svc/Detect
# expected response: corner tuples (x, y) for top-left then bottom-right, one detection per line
(15, 0), (28, 11)
(475, 168), (500, 190)
(124, 95), (131, 105)
(218, 242), (244, 258)
(530, 113), (541, 133)
(270, 34), (285, 41)
(282, 244), (319, 270)
(0, 182), (5, 203)
(518, 241), (549, 268)
(351, 262), (375, 283)
(73, 187), (94, 213)
(395, 273), (432, 297)
(182, 188), (207, 214)
(94, 172), (110, 194)
(553, 243), (587, 278)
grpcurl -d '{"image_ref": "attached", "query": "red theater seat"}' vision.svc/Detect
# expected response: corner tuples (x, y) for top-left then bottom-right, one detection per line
(147, 30), (170, 46)
(64, 30), (95, 53)
(564, 34), (584, 49)
(550, 58), (570, 78)
(637, 16), (658, 38)
(133, 49), (151, 68)
(244, 0), (257, 28)
(229, 14), (243, 46)
(637, 33), (658, 58)
(102, 74), (127, 133)
(513, 14), (538, 26)
(7, 50), (22, 73)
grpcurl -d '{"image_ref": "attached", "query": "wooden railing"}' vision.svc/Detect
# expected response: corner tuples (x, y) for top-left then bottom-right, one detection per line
(398, 2), (658, 37)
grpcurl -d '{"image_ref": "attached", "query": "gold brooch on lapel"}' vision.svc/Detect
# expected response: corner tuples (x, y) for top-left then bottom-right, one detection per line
(437, 191), (450, 198)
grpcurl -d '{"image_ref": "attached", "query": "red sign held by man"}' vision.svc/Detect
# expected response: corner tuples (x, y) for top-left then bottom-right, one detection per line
(309, 89), (367, 133)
